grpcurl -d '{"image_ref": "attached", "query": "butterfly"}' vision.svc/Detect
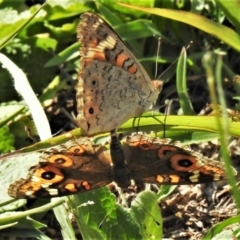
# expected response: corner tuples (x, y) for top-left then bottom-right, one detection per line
(76, 12), (163, 136)
(6, 134), (232, 199)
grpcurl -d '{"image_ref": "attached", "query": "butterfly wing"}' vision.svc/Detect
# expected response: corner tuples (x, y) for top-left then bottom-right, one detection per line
(7, 138), (112, 198)
(76, 12), (162, 135)
(123, 135), (229, 184)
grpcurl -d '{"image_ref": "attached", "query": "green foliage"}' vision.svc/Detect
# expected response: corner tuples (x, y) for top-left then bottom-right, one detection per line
(0, 126), (15, 153)
(67, 188), (162, 239)
(0, 0), (240, 239)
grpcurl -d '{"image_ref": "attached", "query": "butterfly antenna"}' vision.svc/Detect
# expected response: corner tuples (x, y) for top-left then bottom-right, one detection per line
(155, 37), (161, 79)
(157, 41), (193, 80)
(163, 114), (166, 139)
(163, 99), (174, 138)
(149, 37), (162, 122)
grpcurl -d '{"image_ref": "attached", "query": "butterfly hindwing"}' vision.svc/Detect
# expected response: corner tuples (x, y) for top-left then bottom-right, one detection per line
(76, 12), (162, 135)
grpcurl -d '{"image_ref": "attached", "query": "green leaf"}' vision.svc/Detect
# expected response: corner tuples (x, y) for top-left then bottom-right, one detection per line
(44, 2), (87, 21)
(115, 19), (160, 40)
(53, 204), (76, 240)
(176, 47), (195, 115)
(68, 188), (142, 239)
(202, 216), (240, 239)
(0, 126), (15, 153)
(0, 3), (46, 49)
(99, 0), (155, 17)
(156, 186), (177, 201)
(44, 42), (78, 67)
(131, 191), (162, 239)
(0, 216), (51, 239)
(216, 0), (240, 33)
(0, 199), (65, 225)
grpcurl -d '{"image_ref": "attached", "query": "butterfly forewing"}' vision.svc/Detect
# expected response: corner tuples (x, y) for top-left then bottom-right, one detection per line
(7, 138), (112, 198)
(122, 135), (229, 185)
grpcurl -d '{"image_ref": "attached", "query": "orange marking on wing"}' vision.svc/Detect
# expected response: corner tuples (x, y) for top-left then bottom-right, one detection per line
(68, 146), (84, 154)
(115, 52), (137, 74)
(158, 146), (178, 158)
(48, 155), (73, 167)
(65, 183), (78, 192)
(128, 141), (140, 147)
(35, 166), (64, 184)
(139, 142), (157, 150)
(20, 182), (41, 192)
(199, 165), (224, 175)
(128, 140), (156, 150)
(83, 52), (106, 66)
(82, 181), (91, 190)
(156, 175), (164, 183)
(156, 174), (180, 183)
(127, 64), (137, 74)
(88, 38), (99, 48)
(116, 52), (128, 67)
(169, 175), (181, 183)
(170, 155), (197, 172)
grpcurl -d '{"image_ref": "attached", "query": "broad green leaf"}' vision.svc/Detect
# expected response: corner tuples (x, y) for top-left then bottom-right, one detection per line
(68, 188), (142, 239)
(131, 191), (162, 239)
